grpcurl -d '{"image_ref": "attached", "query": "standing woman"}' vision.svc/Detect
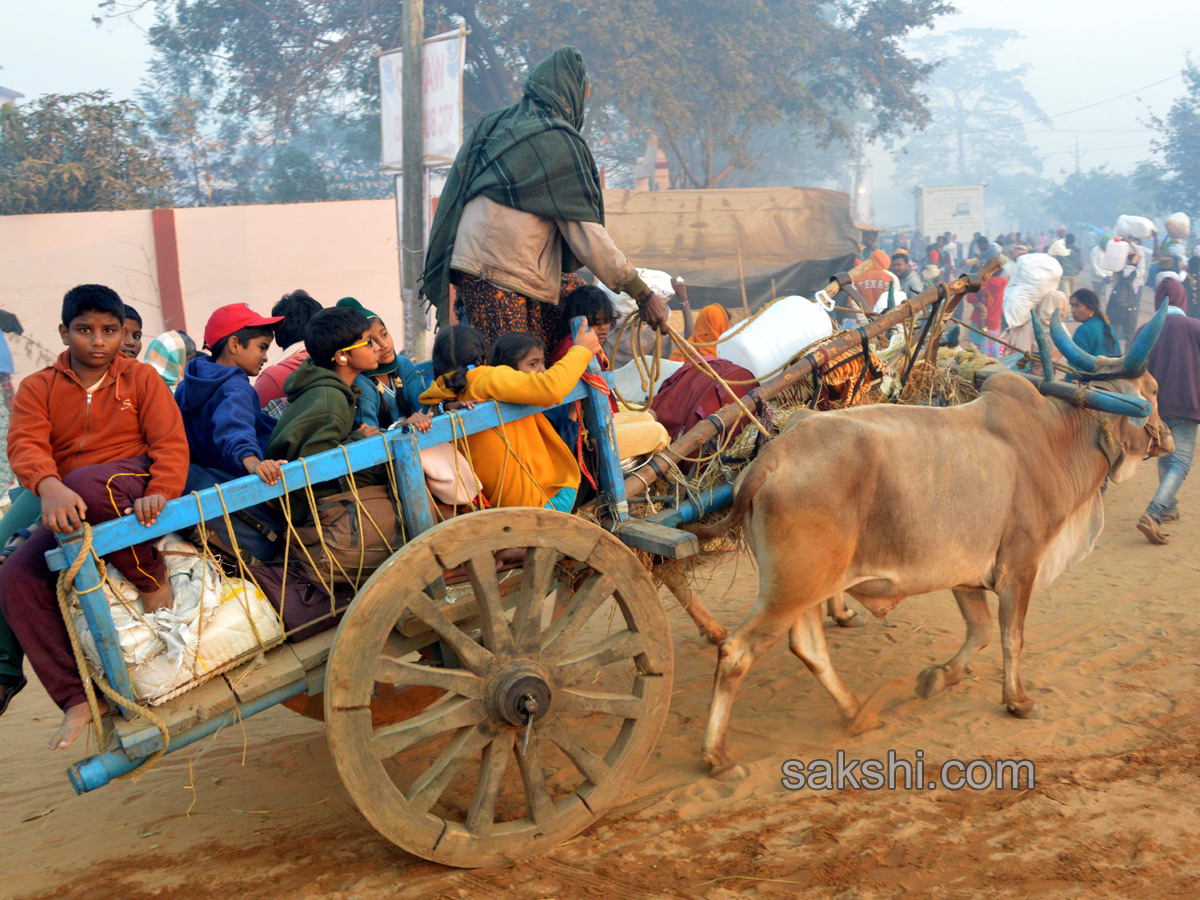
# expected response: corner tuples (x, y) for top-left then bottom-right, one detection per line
(1068, 289), (1121, 358)
(423, 46), (669, 348)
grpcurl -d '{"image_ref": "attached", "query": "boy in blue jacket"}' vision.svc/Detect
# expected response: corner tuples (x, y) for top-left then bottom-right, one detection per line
(176, 303), (286, 484)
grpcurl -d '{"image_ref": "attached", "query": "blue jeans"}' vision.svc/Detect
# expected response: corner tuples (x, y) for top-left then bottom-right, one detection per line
(1147, 417), (1198, 521)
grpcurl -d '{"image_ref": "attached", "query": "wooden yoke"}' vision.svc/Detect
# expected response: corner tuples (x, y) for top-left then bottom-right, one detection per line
(618, 259), (1002, 500)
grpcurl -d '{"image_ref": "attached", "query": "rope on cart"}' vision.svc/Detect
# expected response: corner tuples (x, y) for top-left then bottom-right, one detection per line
(55, 523), (172, 777)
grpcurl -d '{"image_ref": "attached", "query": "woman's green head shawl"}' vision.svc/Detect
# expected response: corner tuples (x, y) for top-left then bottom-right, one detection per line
(421, 46), (604, 325)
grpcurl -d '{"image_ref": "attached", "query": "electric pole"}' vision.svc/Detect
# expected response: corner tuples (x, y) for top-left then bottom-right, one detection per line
(401, 0), (426, 358)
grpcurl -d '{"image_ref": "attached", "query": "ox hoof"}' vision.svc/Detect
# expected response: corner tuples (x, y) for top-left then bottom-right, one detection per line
(834, 611), (865, 629)
(1006, 700), (1043, 720)
(708, 762), (747, 781)
(916, 665), (957, 699)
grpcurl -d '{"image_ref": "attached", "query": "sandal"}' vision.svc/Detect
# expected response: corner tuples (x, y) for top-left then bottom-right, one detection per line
(0, 676), (27, 717)
(1137, 513), (1170, 545)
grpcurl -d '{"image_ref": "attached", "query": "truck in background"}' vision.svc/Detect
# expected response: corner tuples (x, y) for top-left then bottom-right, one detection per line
(914, 184), (986, 241)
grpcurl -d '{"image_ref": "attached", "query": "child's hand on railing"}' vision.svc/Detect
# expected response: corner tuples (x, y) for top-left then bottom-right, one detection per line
(357, 424), (381, 438)
(405, 412), (433, 433)
(574, 321), (602, 356)
(251, 459), (285, 485)
(444, 400), (476, 412)
(127, 494), (166, 527)
(39, 478), (88, 533)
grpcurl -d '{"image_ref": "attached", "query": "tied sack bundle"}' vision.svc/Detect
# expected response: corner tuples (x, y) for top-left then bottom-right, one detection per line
(1114, 215), (1157, 241)
(1002, 254), (1064, 355)
(717, 296), (834, 379)
(71, 533), (283, 704)
(292, 484), (399, 585)
(1165, 212), (1191, 240)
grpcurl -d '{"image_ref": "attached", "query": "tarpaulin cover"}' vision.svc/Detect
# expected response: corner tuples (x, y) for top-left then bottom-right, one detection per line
(602, 186), (860, 311)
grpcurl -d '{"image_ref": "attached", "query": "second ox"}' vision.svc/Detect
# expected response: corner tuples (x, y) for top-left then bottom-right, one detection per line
(688, 302), (1173, 777)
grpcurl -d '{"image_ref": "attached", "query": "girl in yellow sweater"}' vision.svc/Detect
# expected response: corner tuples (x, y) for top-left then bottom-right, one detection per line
(419, 324), (600, 511)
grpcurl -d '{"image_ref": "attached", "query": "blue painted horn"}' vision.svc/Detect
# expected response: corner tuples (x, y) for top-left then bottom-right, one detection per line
(1037, 381), (1152, 418)
(1049, 310), (1097, 374)
(1122, 299), (1170, 374)
(1029, 315), (1056, 382)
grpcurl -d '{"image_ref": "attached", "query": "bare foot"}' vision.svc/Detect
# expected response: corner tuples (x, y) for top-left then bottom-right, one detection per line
(50, 697), (108, 750)
(140, 582), (174, 613)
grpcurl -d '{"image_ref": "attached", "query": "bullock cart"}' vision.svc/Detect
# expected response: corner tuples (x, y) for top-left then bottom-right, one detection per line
(41, 264), (995, 867)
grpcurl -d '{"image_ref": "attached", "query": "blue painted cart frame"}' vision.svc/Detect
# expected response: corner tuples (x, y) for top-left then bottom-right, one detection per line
(50, 345), (716, 794)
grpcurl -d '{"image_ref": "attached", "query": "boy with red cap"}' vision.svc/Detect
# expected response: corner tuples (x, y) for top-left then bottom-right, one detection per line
(176, 303), (287, 484)
(0, 284), (189, 748)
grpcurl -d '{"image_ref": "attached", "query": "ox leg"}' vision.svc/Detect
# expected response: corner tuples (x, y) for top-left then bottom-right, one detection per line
(916, 589), (992, 699)
(701, 608), (792, 778)
(789, 604), (861, 720)
(826, 592), (864, 628)
(998, 583), (1041, 719)
(665, 581), (728, 645)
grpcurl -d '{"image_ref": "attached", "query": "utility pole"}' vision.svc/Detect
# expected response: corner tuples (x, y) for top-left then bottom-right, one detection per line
(1070, 137), (1084, 175)
(401, 0), (426, 358)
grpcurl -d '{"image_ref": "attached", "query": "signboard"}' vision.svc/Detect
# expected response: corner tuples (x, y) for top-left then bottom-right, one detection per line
(914, 184), (986, 237)
(380, 28), (465, 170)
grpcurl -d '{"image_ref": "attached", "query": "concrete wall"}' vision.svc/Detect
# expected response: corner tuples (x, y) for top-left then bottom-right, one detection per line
(0, 199), (415, 386)
(0, 209), (162, 384)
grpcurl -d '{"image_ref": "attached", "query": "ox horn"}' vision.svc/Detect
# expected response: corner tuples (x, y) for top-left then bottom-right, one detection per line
(1122, 298), (1170, 374)
(1030, 315), (1055, 382)
(1036, 380), (1152, 418)
(1049, 310), (1097, 374)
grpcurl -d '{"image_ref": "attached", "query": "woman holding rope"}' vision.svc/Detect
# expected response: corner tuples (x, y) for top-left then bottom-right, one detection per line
(422, 46), (670, 350)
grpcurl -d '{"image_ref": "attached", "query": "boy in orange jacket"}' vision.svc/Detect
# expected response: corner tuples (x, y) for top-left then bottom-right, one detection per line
(0, 285), (189, 750)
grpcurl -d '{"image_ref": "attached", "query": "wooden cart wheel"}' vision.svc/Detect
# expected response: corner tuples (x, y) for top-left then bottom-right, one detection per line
(324, 507), (673, 867)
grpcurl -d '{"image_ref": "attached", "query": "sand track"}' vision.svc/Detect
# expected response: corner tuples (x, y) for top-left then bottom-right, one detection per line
(3, 461), (1199, 899)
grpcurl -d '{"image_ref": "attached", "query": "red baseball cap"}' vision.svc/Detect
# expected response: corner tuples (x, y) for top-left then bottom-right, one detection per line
(203, 303), (285, 350)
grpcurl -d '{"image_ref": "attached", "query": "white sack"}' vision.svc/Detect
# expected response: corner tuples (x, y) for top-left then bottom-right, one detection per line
(1114, 215), (1157, 240)
(716, 296), (834, 379)
(1002, 253), (1062, 329)
(1165, 212), (1191, 240)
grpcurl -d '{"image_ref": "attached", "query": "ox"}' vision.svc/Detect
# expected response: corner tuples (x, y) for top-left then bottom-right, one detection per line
(688, 303), (1173, 776)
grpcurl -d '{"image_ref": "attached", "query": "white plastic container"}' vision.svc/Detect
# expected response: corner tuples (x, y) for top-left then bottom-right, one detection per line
(716, 295), (834, 379)
(1102, 239), (1132, 273)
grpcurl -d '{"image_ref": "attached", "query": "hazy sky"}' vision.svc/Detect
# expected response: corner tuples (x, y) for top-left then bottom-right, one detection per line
(1, 0), (1193, 188)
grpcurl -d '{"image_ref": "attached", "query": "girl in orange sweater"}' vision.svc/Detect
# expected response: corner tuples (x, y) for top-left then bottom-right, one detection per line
(419, 324), (600, 511)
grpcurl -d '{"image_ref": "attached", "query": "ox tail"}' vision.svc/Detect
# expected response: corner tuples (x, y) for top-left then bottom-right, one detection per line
(685, 454), (779, 541)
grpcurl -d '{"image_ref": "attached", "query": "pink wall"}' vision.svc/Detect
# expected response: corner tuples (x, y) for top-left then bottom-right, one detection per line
(0, 199), (420, 385)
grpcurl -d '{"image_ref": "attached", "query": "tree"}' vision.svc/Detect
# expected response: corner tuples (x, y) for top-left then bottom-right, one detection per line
(1146, 59), (1200, 218)
(0, 91), (171, 214)
(109, 0), (951, 195)
(893, 28), (1049, 222)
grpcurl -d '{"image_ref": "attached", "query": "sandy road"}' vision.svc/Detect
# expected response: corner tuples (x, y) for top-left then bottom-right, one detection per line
(3, 457), (1200, 899)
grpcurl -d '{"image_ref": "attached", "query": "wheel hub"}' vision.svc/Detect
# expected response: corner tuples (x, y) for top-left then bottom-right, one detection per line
(489, 664), (552, 726)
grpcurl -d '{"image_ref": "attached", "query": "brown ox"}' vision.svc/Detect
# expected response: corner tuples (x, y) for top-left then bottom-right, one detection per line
(689, 305), (1172, 776)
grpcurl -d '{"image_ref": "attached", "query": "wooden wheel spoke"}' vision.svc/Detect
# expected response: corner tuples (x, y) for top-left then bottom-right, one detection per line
(373, 657), (485, 699)
(372, 698), (487, 759)
(555, 688), (644, 719)
(405, 723), (495, 814)
(553, 630), (645, 686)
(511, 547), (558, 650)
(540, 573), (614, 658)
(515, 728), (555, 827)
(542, 717), (611, 785)
(465, 553), (516, 654)
(402, 590), (493, 676)
(466, 730), (515, 834)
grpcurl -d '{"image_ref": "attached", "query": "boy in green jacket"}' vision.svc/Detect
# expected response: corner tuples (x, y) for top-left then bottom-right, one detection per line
(265, 308), (429, 519)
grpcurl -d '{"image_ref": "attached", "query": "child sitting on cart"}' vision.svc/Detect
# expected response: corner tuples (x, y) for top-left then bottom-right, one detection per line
(333, 298), (425, 430)
(0, 285), (190, 749)
(175, 303), (288, 486)
(420, 323), (600, 511)
(265, 307), (431, 518)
